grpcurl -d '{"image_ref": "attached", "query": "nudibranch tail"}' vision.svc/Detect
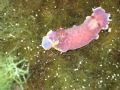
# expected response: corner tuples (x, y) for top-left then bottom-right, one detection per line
(92, 7), (111, 30)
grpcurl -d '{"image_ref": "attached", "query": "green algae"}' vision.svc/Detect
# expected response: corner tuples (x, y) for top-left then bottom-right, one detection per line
(0, 53), (29, 90)
(0, 0), (9, 11)
(0, 0), (120, 90)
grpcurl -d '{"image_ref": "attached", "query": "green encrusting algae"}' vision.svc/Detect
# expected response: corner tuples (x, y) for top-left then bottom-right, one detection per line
(0, 0), (120, 90)
(0, 53), (29, 90)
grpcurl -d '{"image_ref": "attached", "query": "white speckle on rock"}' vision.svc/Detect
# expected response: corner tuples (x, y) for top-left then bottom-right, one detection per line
(35, 14), (38, 17)
(4, 13), (6, 16)
(64, 78), (67, 81)
(83, 79), (87, 82)
(13, 9), (16, 11)
(32, 40), (34, 43)
(9, 33), (15, 38)
(117, 9), (120, 12)
(44, 24), (47, 27)
(5, 52), (8, 54)
(99, 64), (102, 67)
(64, 87), (67, 89)
(54, 6), (56, 8)
(70, 85), (73, 87)
(108, 28), (111, 32)
(21, 39), (24, 42)
(24, 47), (27, 50)
(82, 86), (85, 89)
(108, 49), (112, 53)
(15, 23), (19, 26)
(74, 68), (78, 71)
(47, 75), (50, 78)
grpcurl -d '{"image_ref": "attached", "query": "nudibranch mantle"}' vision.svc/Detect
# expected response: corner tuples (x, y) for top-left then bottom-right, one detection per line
(41, 7), (111, 52)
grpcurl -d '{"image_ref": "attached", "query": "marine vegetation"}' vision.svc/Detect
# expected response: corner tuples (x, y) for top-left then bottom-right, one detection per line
(0, 53), (29, 90)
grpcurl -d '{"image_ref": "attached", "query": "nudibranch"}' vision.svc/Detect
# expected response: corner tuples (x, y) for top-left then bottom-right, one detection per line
(41, 7), (111, 52)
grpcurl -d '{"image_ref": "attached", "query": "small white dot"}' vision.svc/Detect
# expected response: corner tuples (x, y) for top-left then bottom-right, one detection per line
(108, 28), (111, 32)
(100, 64), (102, 67)
(54, 6), (57, 8)
(4, 13), (6, 15)
(74, 68), (78, 71)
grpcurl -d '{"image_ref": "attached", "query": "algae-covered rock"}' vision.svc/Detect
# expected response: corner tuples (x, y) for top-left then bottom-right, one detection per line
(0, 0), (9, 11)
(0, 0), (120, 90)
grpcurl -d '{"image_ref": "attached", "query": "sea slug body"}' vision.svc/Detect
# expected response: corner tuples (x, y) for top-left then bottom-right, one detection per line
(41, 7), (111, 52)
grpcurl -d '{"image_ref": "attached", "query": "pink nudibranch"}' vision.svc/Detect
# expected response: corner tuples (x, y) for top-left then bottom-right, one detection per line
(41, 7), (111, 52)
